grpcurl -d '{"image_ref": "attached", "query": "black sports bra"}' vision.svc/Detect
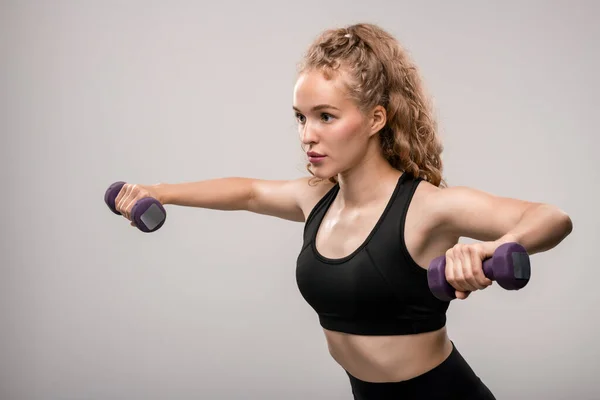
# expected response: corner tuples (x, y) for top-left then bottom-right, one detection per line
(295, 173), (450, 336)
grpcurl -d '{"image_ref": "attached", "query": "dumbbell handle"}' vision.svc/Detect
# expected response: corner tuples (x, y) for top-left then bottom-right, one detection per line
(104, 181), (166, 233)
(427, 242), (531, 301)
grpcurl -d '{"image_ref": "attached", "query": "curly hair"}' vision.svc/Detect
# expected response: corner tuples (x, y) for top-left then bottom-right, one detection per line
(297, 23), (447, 187)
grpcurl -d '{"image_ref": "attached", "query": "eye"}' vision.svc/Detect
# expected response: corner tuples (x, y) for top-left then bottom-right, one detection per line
(320, 113), (335, 123)
(295, 112), (306, 124)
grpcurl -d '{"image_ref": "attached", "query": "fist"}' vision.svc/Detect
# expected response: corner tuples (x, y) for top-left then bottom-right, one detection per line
(444, 242), (495, 300)
(114, 184), (162, 226)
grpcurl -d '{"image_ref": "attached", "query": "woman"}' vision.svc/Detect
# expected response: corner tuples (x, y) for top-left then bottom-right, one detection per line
(114, 23), (573, 399)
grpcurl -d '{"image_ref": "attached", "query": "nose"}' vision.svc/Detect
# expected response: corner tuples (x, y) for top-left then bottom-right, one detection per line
(300, 121), (318, 145)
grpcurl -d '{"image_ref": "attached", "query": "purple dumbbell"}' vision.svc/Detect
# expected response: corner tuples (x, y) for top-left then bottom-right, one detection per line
(104, 181), (166, 233)
(427, 242), (531, 301)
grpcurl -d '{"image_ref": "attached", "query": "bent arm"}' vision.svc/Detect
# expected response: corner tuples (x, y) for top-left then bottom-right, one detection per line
(429, 186), (573, 255)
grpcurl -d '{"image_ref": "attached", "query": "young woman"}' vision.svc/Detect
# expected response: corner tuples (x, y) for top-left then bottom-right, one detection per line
(113, 23), (573, 399)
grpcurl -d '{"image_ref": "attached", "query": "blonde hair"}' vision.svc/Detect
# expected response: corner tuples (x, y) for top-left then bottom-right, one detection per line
(297, 23), (447, 187)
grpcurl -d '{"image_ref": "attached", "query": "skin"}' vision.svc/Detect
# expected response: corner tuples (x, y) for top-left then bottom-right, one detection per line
(114, 67), (573, 383)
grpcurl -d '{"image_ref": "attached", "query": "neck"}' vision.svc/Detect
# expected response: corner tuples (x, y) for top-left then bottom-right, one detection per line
(336, 151), (402, 209)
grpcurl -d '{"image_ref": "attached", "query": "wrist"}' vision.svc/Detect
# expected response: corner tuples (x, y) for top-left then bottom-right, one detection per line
(495, 232), (521, 246)
(153, 183), (172, 205)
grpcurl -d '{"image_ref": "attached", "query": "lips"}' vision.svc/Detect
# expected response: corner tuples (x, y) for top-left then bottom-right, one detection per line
(307, 151), (326, 164)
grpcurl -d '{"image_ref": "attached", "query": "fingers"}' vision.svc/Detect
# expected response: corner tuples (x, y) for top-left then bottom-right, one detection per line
(116, 184), (138, 221)
(445, 244), (493, 300)
(114, 184), (126, 214)
(123, 184), (139, 220)
(467, 246), (493, 289)
(114, 183), (155, 223)
(460, 246), (488, 291)
(115, 184), (131, 219)
(456, 291), (470, 300)
(446, 253), (472, 299)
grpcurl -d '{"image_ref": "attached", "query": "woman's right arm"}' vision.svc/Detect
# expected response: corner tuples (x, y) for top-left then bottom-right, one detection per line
(115, 177), (332, 224)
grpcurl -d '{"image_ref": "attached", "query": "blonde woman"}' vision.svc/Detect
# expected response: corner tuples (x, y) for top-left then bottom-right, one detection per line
(113, 23), (573, 399)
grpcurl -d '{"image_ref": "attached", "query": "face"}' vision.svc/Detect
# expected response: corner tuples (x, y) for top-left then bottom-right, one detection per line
(292, 69), (385, 179)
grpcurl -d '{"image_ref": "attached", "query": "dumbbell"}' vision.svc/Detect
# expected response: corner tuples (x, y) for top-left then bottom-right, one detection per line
(104, 181), (166, 233)
(427, 242), (531, 301)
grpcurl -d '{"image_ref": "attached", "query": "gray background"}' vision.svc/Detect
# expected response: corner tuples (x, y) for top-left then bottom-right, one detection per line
(1, 0), (597, 399)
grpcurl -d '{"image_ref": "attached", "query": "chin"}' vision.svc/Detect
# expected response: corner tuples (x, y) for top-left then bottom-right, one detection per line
(309, 164), (339, 180)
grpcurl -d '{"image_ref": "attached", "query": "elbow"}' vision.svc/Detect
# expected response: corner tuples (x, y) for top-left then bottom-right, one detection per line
(535, 204), (574, 252)
(559, 210), (573, 238)
(548, 204), (573, 242)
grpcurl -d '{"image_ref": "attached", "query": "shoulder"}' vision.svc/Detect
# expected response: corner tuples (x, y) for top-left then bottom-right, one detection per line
(405, 178), (446, 230)
(290, 176), (336, 222)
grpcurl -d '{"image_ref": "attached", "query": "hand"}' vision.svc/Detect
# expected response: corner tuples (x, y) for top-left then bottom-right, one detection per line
(444, 242), (498, 300)
(114, 183), (163, 226)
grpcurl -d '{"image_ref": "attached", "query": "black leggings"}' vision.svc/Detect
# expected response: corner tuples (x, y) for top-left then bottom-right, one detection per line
(346, 342), (496, 400)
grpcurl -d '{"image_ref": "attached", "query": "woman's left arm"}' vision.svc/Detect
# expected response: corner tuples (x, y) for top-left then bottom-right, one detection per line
(429, 186), (573, 299)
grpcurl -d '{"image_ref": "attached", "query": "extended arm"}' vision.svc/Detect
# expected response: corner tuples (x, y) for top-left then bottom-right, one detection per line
(135, 176), (331, 223)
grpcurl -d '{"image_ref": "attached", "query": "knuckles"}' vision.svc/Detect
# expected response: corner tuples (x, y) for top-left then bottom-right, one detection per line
(115, 184), (151, 218)
(444, 242), (490, 293)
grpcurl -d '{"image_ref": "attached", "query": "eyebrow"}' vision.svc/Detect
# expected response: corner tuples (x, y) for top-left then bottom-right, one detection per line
(293, 104), (340, 112)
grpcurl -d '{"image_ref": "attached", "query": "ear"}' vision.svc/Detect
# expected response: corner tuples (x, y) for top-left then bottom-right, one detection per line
(368, 105), (387, 137)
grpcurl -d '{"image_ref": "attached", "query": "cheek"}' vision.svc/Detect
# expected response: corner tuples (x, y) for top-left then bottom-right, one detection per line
(331, 118), (363, 141)
(332, 119), (368, 153)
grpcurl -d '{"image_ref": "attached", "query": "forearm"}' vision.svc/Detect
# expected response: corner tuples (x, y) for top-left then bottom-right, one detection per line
(497, 204), (573, 255)
(155, 177), (253, 211)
